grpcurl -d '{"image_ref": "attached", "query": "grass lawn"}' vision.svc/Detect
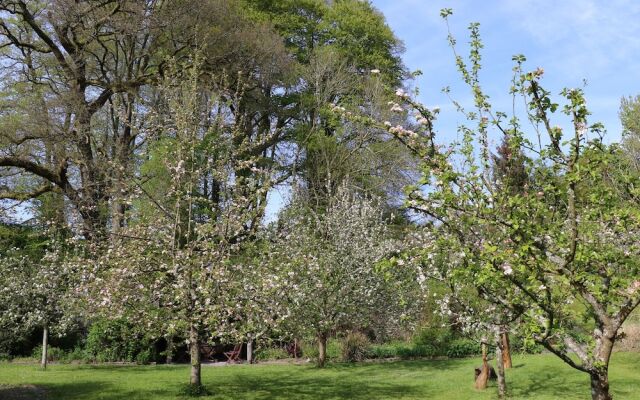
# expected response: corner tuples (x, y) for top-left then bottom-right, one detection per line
(0, 353), (639, 399)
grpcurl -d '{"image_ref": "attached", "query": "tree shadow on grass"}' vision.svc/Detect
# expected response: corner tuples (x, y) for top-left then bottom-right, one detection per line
(69, 364), (185, 374)
(215, 372), (428, 400)
(40, 381), (179, 400)
(326, 358), (470, 372)
(22, 372), (427, 400)
(0, 384), (47, 400)
(509, 369), (586, 399)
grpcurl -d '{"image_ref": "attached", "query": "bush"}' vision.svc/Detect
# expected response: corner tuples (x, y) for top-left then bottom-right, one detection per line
(85, 319), (155, 363)
(135, 349), (154, 365)
(341, 332), (370, 362)
(65, 347), (88, 363)
(368, 341), (436, 359)
(31, 345), (67, 362)
(255, 347), (290, 361)
(368, 344), (397, 359)
(300, 338), (342, 361)
(445, 339), (481, 358)
(510, 336), (544, 354)
(413, 327), (453, 354)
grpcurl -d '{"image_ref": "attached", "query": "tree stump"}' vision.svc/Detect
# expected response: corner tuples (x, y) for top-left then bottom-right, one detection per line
(474, 342), (496, 389)
(474, 365), (497, 382)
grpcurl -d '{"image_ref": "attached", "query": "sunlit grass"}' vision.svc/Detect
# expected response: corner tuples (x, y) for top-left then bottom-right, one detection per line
(1, 353), (639, 399)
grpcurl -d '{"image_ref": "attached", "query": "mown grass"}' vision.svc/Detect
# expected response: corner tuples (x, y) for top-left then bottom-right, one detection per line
(0, 353), (639, 399)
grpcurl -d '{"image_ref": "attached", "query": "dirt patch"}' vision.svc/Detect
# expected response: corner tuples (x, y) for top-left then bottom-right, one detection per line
(0, 385), (47, 400)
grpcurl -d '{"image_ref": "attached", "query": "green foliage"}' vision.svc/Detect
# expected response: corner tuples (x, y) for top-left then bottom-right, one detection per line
(412, 326), (454, 355)
(620, 95), (640, 169)
(0, 224), (48, 258)
(31, 346), (66, 362)
(510, 336), (544, 355)
(0, 327), (33, 359)
(65, 347), (89, 363)
(300, 338), (342, 361)
(135, 349), (154, 365)
(85, 319), (156, 363)
(341, 332), (371, 362)
(368, 341), (436, 359)
(242, 0), (404, 83)
(255, 347), (290, 361)
(444, 339), (481, 359)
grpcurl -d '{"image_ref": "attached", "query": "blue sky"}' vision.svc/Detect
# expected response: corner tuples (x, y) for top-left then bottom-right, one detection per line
(372, 0), (640, 141)
(267, 0), (640, 221)
(267, 1), (640, 221)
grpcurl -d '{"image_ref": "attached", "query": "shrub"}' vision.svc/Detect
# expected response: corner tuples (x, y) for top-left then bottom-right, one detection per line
(341, 332), (370, 362)
(328, 339), (341, 359)
(509, 336), (544, 354)
(65, 347), (88, 363)
(255, 347), (290, 361)
(85, 318), (155, 363)
(300, 338), (342, 361)
(300, 340), (317, 359)
(368, 341), (436, 359)
(135, 349), (154, 365)
(368, 344), (397, 359)
(31, 345), (67, 362)
(396, 343), (436, 359)
(445, 339), (481, 358)
(413, 326), (453, 354)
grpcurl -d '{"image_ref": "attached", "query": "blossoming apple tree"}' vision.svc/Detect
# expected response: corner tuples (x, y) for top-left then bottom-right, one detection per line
(80, 56), (284, 390)
(0, 236), (80, 370)
(264, 184), (419, 367)
(336, 10), (640, 400)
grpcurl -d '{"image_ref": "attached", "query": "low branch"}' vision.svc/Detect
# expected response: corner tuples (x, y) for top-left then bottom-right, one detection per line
(0, 183), (54, 201)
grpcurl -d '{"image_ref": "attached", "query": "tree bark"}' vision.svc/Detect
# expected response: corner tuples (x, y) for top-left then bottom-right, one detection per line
(166, 335), (174, 364)
(189, 325), (201, 387)
(501, 331), (512, 369)
(590, 370), (612, 400)
(589, 327), (614, 400)
(495, 331), (507, 398)
(41, 325), (48, 370)
(247, 336), (253, 364)
(317, 332), (327, 368)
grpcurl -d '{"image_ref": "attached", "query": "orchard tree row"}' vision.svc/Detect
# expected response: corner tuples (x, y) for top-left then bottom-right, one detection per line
(1, 3), (639, 400)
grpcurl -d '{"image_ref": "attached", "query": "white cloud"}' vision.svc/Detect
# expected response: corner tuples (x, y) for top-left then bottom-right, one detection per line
(373, 0), (640, 139)
(500, 0), (640, 77)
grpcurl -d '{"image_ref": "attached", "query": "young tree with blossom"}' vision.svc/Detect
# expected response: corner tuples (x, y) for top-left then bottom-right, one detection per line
(265, 184), (415, 367)
(80, 56), (283, 391)
(337, 10), (640, 400)
(404, 231), (518, 397)
(0, 235), (80, 370)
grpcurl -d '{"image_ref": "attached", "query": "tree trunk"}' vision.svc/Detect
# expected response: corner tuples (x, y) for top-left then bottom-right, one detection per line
(247, 337), (253, 364)
(475, 342), (489, 390)
(41, 325), (48, 370)
(590, 370), (612, 400)
(317, 332), (327, 368)
(495, 330), (507, 398)
(501, 331), (512, 369)
(166, 335), (174, 364)
(189, 325), (201, 387)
